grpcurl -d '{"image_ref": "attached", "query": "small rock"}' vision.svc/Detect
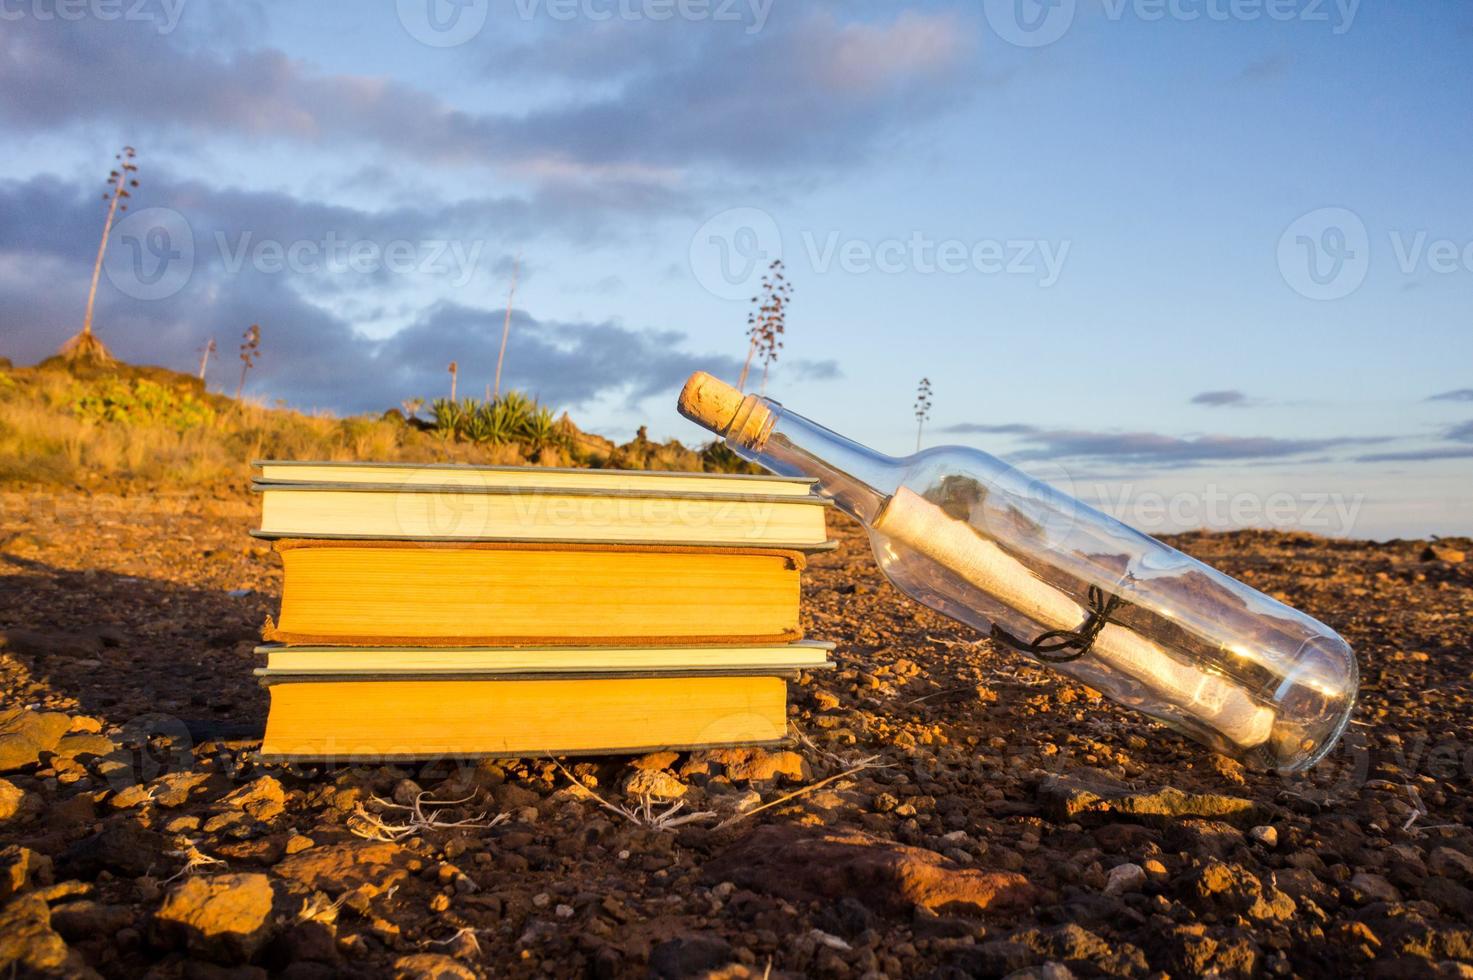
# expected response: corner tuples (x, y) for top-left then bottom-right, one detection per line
(1104, 863), (1147, 896)
(108, 784), (154, 811)
(59, 819), (168, 879)
(629, 751), (680, 771)
(1249, 825), (1279, 848)
(153, 872), (276, 963)
(1421, 544), (1466, 563)
(1348, 871), (1402, 904)
(220, 775), (286, 821)
(685, 747), (809, 783)
(50, 733), (121, 762)
(1, 845), (54, 901)
(813, 690), (841, 711)
(649, 935), (736, 979)
(0, 708), (72, 772)
(0, 777), (40, 823)
(50, 900), (135, 941)
(1038, 771), (1257, 826)
(150, 771), (214, 808)
(275, 841), (422, 898)
(1429, 847), (1473, 881)
(623, 769), (688, 800)
(393, 952), (477, 979)
(704, 824), (1034, 915)
(285, 835), (315, 855)
(0, 893), (77, 975)
(391, 778), (423, 807)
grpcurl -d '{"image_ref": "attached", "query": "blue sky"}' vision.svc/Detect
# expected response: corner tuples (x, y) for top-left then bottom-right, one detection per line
(1, 0), (1469, 538)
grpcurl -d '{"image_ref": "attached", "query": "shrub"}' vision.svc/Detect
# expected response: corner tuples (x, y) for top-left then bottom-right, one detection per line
(73, 378), (215, 432)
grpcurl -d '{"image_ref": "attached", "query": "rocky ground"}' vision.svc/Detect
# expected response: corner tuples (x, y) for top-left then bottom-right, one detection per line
(1, 488), (1472, 979)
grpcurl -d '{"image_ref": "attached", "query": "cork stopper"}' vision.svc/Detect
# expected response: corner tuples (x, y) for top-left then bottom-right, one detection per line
(677, 371), (776, 450)
(678, 371), (745, 433)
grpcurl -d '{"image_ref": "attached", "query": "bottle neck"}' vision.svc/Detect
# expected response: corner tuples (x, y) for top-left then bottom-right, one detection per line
(727, 398), (900, 525)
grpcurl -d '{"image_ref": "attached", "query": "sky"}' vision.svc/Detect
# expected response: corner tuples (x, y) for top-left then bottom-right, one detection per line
(1, 0), (1469, 539)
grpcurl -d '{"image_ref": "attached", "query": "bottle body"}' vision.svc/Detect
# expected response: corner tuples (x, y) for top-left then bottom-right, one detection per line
(695, 386), (1357, 772)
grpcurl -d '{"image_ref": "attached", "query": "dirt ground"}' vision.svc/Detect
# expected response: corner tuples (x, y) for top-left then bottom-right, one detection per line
(2, 488), (1471, 978)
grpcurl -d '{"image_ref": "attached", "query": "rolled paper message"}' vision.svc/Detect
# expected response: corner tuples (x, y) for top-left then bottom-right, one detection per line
(873, 488), (1276, 748)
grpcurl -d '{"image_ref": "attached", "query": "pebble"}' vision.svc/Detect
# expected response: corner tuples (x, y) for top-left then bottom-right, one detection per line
(1104, 863), (1147, 896)
(1249, 825), (1279, 848)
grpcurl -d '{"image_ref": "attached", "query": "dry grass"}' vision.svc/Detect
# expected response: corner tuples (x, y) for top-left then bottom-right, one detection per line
(0, 356), (761, 491)
(0, 359), (542, 491)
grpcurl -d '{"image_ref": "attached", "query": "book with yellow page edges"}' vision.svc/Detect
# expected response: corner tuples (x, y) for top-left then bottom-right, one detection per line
(251, 461), (834, 760)
(253, 460), (830, 546)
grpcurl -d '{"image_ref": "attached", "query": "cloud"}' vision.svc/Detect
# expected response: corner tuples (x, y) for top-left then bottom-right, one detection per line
(1, 8), (977, 181)
(0, 173), (749, 416)
(1190, 390), (1251, 407)
(1428, 388), (1473, 402)
(941, 423), (1040, 436)
(1355, 447), (1473, 463)
(1236, 53), (1291, 81)
(786, 359), (842, 382)
(939, 421), (1385, 466)
(0, 242), (743, 416)
(1449, 420), (1473, 443)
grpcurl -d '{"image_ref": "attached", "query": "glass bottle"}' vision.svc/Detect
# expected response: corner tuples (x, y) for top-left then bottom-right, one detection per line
(678, 372), (1358, 772)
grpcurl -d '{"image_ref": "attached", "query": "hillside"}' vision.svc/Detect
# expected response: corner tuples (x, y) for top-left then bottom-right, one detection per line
(0, 356), (755, 492)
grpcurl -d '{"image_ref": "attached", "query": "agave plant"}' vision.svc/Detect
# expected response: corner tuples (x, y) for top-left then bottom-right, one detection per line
(481, 401), (519, 444)
(461, 405), (496, 444)
(430, 398), (466, 438)
(519, 404), (561, 450)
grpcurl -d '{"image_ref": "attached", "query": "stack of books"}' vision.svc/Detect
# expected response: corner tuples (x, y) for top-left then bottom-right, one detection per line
(250, 461), (834, 761)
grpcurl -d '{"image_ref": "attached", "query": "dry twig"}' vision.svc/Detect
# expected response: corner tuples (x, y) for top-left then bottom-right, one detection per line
(161, 840), (227, 884)
(349, 791), (506, 842)
(714, 758), (887, 831)
(548, 757), (715, 831)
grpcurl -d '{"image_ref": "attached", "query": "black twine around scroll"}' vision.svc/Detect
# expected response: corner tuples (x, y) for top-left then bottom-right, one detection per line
(990, 584), (1124, 664)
